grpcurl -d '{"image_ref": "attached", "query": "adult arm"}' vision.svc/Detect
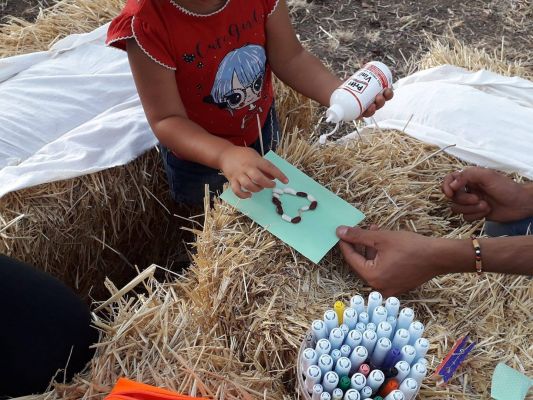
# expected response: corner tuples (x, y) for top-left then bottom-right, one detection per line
(265, 0), (392, 116)
(336, 226), (533, 296)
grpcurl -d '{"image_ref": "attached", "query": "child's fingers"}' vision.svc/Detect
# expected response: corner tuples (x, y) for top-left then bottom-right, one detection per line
(259, 159), (288, 184)
(247, 168), (275, 189)
(239, 175), (262, 193)
(231, 179), (251, 199)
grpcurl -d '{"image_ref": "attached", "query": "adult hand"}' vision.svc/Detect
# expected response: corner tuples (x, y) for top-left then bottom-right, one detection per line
(361, 88), (394, 118)
(441, 167), (533, 222)
(219, 146), (288, 199)
(336, 226), (445, 296)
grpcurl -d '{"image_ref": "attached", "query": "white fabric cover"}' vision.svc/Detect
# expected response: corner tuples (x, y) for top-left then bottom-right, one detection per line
(352, 65), (533, 179)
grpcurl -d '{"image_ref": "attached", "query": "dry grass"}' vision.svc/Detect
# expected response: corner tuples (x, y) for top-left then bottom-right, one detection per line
(1, 0), (532, 399)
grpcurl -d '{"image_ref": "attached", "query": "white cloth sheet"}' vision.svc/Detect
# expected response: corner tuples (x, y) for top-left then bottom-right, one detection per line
(0, 23), (154, 198)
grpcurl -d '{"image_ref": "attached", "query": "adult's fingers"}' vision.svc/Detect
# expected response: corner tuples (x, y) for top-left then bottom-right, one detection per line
(450, 200), (490, 217)
(231, 179), (251, 199)
(336, 226), (379, 248)
(462, 211), (491, 222)
(451, 191), (480, 205)
(338, 240), (368, 279)
(366, 224), (379, 260)
(449, 167), (496, 191)
(259, 159), (288, 184)
(442, 172), (459, 198)
(247, 168), (275, 189)
(239, 175), (262, 193)
(374, 94), (386, 110)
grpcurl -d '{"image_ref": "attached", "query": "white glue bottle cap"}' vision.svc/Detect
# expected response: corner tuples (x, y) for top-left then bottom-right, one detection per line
(325, 103), (345, 124)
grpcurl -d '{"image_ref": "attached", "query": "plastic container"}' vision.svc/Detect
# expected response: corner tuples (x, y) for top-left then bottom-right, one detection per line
(326, 61), (392, 124)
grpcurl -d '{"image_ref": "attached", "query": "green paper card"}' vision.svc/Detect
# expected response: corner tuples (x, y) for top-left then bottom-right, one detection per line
(491, 363), (533, 400)
(220, 151), (365, 263)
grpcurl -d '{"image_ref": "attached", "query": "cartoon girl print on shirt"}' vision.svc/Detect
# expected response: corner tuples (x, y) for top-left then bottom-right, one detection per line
(204, 44), (266, 129)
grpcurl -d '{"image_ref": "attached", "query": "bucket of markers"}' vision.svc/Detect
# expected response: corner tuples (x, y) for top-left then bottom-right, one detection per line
(297, 292), (429, 400)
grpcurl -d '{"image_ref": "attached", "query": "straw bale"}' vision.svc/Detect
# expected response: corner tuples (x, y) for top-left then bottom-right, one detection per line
(3, 2), (531, 399)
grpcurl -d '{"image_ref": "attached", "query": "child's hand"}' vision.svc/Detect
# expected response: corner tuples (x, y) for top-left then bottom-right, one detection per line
(219, 146), (289, 199)
(361, 88), (394, 118)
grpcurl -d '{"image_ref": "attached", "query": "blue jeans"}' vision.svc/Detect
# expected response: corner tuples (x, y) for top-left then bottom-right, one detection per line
(159, 105), (280, 206)
(485, 217), (533, 237)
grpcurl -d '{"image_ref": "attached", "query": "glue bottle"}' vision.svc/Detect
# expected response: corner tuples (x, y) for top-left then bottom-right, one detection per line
(319, 61), (392, 144)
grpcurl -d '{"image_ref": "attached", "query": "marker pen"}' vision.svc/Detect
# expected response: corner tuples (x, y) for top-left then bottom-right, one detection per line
(358, 363), (370, 377)
(320, 393), (332, 400)
(396, 308), (414, 331)
(324, 309), (340, 334)
(367, 291), (383, 320)
(318, 354), (334, 376)
(343, 307), (358, 330)
(381, 347), (401, 370)
(332, 388), (344, 400)
(366, 369), (385, 392)
(391, 329), (410, 350)
(384, 297), (400, 319)
(343, 389), (361, 400)
(407, 321), (424, 346)
(350, 372), (367, 391)
(329, 327), (345, 350)
(362, 329), (378, 355)
(322, 371), (340, 394)
(335, 357), (352, 376)
(355, 322), (367, 333)
(383, 390), (405, 400)
(394, 360), (411, 383)
(366, 322), (377, 332)
(376, 321), (393, 340)
(312, 383), (324, 400)
(415, 357), (428, 367)
(360, 386), (373, 399)
(386, 316), (397, 332)
(330, 349), (342, 364)
(358, 311), (370, 325)
(371, 306), (388, 326)
(413, 338), (429, 359)
(301, 347), (318, 373)
(312, 319), (329, 341)
(400, 345), (417, 366)
(370, 337), (392, 368)
(398, 378), (418, 400)
(377, 378), (399, 397)
(316, 338), (332, 357)
(340, 344), (352, 358)
(407, 362), (427, 386)
(339, 375), (352, 392)
(383, 367), (399, 379)
(305, 365), (322, 393)
(340, 323), (350, 337)
(349, 346), (369, 373)
(334, 301), (346, 325)
(350, 295), (365, 315)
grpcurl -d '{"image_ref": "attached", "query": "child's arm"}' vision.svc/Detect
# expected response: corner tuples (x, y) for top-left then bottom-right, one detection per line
(126, 40), (288, 199)
(266, 0), (392, 117)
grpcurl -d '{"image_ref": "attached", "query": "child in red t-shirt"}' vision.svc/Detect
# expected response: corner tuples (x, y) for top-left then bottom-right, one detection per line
(107, 0), (392, 205)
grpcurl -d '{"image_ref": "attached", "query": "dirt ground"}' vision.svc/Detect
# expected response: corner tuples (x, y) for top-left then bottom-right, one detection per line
(1, 0), (532, 78)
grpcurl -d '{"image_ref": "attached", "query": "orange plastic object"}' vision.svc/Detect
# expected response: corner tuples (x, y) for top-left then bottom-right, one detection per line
(105, 378), (209, 400)
(378, 378), (399, 397)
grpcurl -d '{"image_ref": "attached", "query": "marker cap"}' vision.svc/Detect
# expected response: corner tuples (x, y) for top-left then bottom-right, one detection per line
(334, 357), (352, 376)
(367, 291), (383, 320)
(318, 354), (334, 376)
(377, 378), (399, 397)
(398, 378), (418, 399)
(332, 388), (344, 400)
(360, 385), (373, 399)
(397, 308), (414, 331)
(370, 337), (392, 368)
(366, 369), (385, 391)
(322, 371), (340, 393)
(392, 329), (410, 350)
(358, 311), (370, 325)
(343, 307), (358, 330)
(384, 296), (400, 319)
(355, 322), (366, 333)
(330, 349), (342, 364)
(350, 372), (367, 390)
(394, 360), (411, 383)
(383, 390), (405, 400)
(301, 347), (318, 372)
(320, 392), (332, 400)
(349, 345), (369, 372)
(358, 363), (370, 377)
(371, 305), (388, 325)
(350, 295), (365, 314)
(329, 327), (345, 350)
(407, 321), (424, 345)
(414, 338), (429, 359)
(407, 362), (427, 385)
(315, 338), (332, 357)
(340, 344), (352, 358)
(334, 301), (346, 325)
(361, 329), (378, 354)
(324, 309), (339, 334)
(339, 375), (352, 391)
(312, 319), (328, 341)
(400, 345), (417, 365)
(343, 389), (361, 400)
(377, 321), (393, 340)
(312, 383), (324, 400)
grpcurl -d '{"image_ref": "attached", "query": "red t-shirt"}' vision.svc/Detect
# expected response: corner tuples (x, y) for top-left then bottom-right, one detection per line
(107, 0), (278, 146)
